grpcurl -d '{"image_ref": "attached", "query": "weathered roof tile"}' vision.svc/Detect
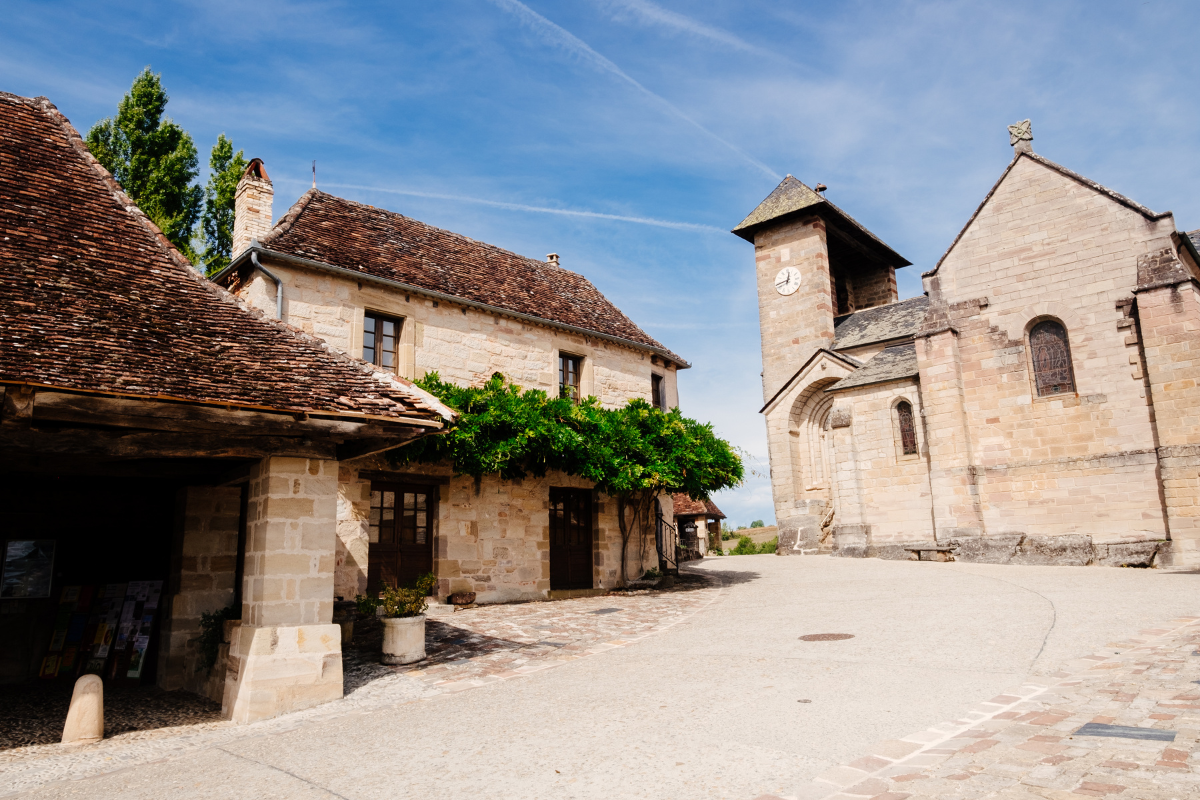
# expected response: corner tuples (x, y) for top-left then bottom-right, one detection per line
(832, 295), (929, 350)
(0, 92), (452, 423)
(253, 191), (686, 365)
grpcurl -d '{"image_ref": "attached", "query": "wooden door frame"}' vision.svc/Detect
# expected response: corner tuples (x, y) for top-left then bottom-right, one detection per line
(366, 479), (439, 592)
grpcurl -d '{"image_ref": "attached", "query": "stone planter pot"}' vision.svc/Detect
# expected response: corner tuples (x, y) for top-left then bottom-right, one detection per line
(381, 615), (426, 665)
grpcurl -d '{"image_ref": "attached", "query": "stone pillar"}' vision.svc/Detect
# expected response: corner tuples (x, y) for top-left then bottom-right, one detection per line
(828, 404), (870, 556)
(158, 486), (240, 697)
(1136, 264), (1200, 567)
(915, 324), (985, 541)
(222, 457), (342, 724)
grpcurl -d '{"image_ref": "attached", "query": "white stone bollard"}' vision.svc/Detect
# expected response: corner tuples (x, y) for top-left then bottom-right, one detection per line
(61, 674), (104, 745)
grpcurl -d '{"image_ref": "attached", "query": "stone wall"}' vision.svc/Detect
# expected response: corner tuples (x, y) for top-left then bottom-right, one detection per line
(918, 155), (1176, 546)
(158, 486), (240, 701)
(1137, 277), (1200, 565)
(239, 260), (679, 411)
(337, 459), (659, 603)
(827, 379), (933, 551)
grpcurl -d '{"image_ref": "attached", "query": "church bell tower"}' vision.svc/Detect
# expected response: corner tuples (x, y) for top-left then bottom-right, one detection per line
(733, 176), (909, 403)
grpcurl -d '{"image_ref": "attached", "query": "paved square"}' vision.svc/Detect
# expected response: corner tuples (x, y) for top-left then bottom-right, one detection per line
(1, 557), (1196, 799)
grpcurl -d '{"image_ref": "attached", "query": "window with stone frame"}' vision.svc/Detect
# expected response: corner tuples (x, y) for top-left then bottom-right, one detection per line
(363, 311), (403, 373)
(559, 353), (582, 401)
(1029, 319), (1076, 396)
(896, 400), (918, 456)
(651, 373), (666, 411)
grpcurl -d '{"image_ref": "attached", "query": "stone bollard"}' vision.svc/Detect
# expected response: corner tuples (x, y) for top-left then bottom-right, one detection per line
(61, 674), (104, 745)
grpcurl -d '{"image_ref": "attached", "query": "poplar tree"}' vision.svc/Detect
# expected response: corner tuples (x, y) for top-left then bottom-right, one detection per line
(200, 134), (247, 274)
(86, 67), (203, 261)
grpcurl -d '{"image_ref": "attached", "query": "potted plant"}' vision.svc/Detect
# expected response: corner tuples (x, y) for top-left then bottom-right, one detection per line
(375, 573), (437, 665)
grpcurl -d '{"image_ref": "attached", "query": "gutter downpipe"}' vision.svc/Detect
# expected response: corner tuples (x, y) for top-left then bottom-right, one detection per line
(249, 243), (283, 320)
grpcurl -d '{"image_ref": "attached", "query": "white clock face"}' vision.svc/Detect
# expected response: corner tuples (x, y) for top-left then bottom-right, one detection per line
(775, 266), (802, 296)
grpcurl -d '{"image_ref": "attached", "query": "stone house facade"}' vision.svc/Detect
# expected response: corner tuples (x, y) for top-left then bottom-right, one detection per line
(214, 165), (686, 603)
(740, 125), (1200, 568)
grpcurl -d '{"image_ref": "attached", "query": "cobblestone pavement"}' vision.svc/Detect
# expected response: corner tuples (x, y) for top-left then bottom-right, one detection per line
(774, 615), (1200, 800)
(0, 575), (721, 797)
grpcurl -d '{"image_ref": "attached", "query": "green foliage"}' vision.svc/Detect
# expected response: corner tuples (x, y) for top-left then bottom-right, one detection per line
(197, 604), (239, 673)
(641, 567), (662, 580)
(750, 520), (765, 528)
(378, 573), (438, 618)
(200, 134), (247, 275)
(390, 372), (742, 584)
(730, 535), (758, 555)
(354, 593), (380, 617)
(389, 372), (596, 480)
(758, 537), (779, 554)
(86, 67), (203, 260)
(720, 523), (736, 541)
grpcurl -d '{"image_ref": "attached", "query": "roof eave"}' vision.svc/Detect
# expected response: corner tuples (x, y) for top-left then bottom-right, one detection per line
(732, 204), (911, 268)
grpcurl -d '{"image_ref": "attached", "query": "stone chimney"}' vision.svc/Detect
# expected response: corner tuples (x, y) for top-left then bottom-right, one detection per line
(546, 253), (559, 266)
(1008, 119), (1033, 155)
(233, 158), (273, 259)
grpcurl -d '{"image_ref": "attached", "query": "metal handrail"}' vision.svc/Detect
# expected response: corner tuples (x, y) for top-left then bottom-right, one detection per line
(655, 509), (680, 576)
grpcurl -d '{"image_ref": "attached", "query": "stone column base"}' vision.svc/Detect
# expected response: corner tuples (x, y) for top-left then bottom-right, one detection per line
(222, 623), (343, 724)
(831, 524), (871, 558)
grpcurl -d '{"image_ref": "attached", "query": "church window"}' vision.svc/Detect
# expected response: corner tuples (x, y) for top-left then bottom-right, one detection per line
(896, 401), (918, 456)
(1029, 320), (1075, 396)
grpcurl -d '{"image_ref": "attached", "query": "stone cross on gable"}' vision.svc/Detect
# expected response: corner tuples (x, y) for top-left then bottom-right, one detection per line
(1008, 119), (1033, 154)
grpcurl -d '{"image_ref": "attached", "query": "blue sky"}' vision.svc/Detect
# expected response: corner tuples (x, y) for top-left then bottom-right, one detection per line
(4, 1), (1198, 526)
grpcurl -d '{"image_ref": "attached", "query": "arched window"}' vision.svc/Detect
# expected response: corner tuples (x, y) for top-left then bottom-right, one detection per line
(896, 401), (918, 456)
(1029, 320), (1075, 396)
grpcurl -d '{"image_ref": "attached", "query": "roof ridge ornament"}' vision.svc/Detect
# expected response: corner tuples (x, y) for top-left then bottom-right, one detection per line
(1008, 119), (1033, 155)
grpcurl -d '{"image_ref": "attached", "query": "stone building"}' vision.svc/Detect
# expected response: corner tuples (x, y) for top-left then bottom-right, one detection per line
(0, 92), (453, 722)
(739, 123), (1200, 568)
(213, 160), (686, 604)
(670, 493), (726, 560)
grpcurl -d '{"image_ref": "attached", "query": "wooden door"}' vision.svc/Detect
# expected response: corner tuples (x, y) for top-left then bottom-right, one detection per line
(367, 483), (435, 594)
(549, 488), (592, 590)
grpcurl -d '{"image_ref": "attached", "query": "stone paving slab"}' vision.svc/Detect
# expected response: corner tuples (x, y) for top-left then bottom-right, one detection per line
(0, 577), (722, 797)
(762, 616), (1200, 800)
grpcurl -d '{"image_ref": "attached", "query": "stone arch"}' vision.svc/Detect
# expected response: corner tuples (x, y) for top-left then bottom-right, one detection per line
(788, 377), (840, 501)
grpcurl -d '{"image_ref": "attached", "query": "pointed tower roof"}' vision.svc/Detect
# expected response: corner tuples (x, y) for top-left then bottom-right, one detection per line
(732, 175), (909, 267)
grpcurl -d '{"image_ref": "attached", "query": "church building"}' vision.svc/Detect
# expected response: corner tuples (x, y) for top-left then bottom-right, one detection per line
(738, 122), (1200, 568)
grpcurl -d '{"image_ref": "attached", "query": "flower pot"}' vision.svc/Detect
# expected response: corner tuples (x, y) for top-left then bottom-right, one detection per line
(380, 615), (426, 665)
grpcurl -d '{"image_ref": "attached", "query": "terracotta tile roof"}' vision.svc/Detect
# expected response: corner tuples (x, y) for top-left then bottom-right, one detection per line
(0, 92), (453, 423)
(253, 190), (687, 365)
(827, 343), (919, 392)
(671, 493), (725, 519)
(833, 295), (929, 350)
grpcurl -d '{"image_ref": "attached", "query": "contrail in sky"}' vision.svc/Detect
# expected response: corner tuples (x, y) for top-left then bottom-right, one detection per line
(315, 181), (727, 233)
(598, 0), (779, 59)
(485, 0), (780, 181)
